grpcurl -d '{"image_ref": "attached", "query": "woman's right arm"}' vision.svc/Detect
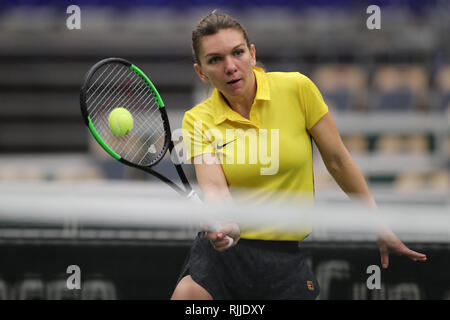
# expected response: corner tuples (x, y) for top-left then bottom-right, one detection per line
(194, 153), (233, 203)
(193, 153), (239, 250)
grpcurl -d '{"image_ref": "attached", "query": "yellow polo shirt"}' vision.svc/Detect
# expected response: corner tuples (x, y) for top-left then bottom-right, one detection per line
(182, 67), (328, 241)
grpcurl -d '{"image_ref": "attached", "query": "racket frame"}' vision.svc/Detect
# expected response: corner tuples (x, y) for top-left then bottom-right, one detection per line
(79, 57), (192, 196)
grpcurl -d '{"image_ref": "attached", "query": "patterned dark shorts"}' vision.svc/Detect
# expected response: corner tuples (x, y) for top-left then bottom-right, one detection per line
(176, 232), (320, 300)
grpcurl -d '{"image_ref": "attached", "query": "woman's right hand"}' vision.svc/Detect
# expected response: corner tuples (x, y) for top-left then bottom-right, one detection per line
(204, 222), (240, 251)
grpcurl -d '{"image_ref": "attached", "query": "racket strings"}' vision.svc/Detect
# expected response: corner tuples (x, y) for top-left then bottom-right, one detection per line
(95, 74), (166, 164)
(89, 66), (136, 119)
(85, 62), (166, 166)
(86, 64), (120, 103)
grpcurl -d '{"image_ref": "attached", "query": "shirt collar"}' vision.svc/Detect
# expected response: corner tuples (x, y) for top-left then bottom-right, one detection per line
(211, 66), (271, 125)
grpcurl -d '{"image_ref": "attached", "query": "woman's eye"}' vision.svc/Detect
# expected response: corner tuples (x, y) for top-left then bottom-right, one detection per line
(209, 57), (220, 64)
(234, 49), (244, 56)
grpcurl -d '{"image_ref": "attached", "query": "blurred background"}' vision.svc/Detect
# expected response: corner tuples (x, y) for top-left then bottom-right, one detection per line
(0, 0), (449, 300)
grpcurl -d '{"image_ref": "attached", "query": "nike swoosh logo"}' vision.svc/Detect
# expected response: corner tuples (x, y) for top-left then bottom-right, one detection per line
(217, 139), (236, 150)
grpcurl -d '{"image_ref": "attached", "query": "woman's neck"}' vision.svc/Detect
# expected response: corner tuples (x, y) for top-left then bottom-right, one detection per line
(221, 73), (257, 120)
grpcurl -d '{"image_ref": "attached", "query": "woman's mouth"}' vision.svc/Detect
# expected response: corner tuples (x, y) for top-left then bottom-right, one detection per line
(227, 79), (241, 86)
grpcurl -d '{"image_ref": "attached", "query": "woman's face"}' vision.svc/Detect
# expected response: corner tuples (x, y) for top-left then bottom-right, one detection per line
(194, 28), (256, 98)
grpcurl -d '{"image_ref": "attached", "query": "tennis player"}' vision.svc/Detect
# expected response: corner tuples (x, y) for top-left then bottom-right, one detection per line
(171, 11), (427, 300)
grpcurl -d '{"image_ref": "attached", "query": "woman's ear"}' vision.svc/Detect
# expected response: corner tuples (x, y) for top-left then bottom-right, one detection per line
(194, 63), (209, 83)
(250, 44), (256, 67)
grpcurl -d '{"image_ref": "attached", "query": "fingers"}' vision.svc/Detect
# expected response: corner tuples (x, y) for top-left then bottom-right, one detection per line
(205, 231), (233, 251)
(378, 242), (389, 269)
(204, 231), (217, 241)
(204, 231), (230, 242)
(404, 248), (427, 262)
(380, 248), (389, 269)
(379, 244), (427, 269)
(377, 231), (427, 267)
(215, 237), (233, 251)
(393, 241), (428, 262)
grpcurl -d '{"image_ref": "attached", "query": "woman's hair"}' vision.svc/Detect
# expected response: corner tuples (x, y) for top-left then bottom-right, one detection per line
(192, 10), (251, 65)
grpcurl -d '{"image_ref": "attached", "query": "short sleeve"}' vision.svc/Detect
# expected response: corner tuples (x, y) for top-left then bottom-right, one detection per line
(181, 111), (216, 162)
(298, 74), (329, 130)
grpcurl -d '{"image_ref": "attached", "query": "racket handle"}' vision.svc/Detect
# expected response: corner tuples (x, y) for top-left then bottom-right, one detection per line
(186, 190), (234, 248)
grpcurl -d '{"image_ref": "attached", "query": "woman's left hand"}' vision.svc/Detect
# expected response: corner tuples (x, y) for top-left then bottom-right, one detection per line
(376, 229), (427, 269)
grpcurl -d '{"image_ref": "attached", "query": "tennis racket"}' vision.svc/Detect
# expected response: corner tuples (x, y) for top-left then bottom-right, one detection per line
(79, 57), (233, 246)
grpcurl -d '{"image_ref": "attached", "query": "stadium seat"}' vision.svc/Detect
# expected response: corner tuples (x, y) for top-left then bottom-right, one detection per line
(371, 65), (428, 111)
(403, 134), (429, 154)
(434, 65), (450, 112)
(393, 172), (426, 193)
(427, 169), (449, 191)
(444, 136), (450, 169)
(0, 165), (43, 181)
(311, 64), (368, 112)
(374, 134), (404, 154)
(53, 165), (104, 181)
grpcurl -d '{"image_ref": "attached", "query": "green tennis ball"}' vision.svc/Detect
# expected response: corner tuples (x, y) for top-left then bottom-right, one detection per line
(108, 107), (133, 136)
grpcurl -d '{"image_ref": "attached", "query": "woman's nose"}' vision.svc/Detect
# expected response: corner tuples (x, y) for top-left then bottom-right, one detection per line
(224, 56), (237, 74)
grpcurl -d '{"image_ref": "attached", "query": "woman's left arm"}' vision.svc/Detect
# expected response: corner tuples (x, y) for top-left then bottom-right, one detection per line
(308, 112), (427, 268)
(308, 112), (375, 207)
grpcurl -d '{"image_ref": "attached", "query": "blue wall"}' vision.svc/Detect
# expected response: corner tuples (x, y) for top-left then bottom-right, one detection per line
(0, 0), (439, 12)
